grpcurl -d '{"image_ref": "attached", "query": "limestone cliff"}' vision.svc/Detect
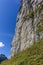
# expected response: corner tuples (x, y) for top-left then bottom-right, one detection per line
(11, 0), (43, 57)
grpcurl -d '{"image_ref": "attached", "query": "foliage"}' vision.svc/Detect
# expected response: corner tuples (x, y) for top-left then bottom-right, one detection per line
(24, 3), (43, 20)
(0, 40), (43, 65)
(0, 2), (43, 65)
(36, 9), (43, 33)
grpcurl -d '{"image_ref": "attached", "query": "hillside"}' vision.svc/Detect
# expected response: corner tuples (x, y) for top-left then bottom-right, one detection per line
(0, 40), (43, 65)
(0, 1), (43, 65)
(11, 0), (43, 56)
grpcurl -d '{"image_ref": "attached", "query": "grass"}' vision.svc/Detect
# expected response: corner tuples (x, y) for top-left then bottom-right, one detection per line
(36, 10), (43, 33)
(0, 39), (43, 65)
(0, 2), (43, 65)
(24, 3), (43, 20)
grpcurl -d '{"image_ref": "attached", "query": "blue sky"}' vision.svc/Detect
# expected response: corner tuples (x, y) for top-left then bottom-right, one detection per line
(0, 0), (20, 58)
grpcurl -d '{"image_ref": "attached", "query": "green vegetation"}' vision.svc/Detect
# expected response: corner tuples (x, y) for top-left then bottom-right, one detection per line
(25, 3), (43, 33)
(36, 10), (43, 33)
(0, 39), (43, 65)
(0, 3), (43, 65)
(24, 3), (43, 20)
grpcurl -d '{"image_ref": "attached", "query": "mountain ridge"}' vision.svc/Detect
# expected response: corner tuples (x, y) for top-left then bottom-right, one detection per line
(0, 54), (7, 63)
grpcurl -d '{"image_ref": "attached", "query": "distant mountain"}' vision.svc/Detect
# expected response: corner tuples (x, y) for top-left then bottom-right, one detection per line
(0, 54), (7, 62)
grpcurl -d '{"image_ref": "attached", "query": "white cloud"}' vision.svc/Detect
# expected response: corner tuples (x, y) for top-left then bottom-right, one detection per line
(0, 42), (5, 47)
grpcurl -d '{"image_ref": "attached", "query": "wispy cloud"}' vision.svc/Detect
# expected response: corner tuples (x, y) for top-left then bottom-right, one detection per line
(0, 32), (13, 37)
(0, 42), (5, 47)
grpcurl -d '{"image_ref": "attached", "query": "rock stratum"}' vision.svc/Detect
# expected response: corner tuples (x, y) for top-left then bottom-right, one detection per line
(11, 0), (43, 57)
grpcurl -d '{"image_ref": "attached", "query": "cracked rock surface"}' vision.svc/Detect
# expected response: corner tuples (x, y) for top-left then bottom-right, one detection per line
(11, 0), (43, 57)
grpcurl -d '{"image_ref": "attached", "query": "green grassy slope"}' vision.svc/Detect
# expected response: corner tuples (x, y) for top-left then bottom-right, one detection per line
(0, 40), (43, 65)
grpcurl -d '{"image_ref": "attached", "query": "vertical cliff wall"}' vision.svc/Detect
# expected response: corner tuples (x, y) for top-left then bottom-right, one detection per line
(11, 0), (43, 57)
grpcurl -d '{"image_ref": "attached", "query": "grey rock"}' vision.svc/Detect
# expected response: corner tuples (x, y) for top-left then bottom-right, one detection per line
(11, 0), (43, 57)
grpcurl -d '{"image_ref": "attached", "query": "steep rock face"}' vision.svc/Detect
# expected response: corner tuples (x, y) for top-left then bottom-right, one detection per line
(11, 0), (43, 56)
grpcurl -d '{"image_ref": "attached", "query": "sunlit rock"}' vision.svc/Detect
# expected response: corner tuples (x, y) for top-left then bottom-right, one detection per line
(11, 0), (43, 57)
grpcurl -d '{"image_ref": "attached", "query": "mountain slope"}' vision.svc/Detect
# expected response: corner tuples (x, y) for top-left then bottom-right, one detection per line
(11, 0), (43, 56)
(0, 40), (43, 65)
(0, 2), (43, 65)
(0, 54), (7, 63)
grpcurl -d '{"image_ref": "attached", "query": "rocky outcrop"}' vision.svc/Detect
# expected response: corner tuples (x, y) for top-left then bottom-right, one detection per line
(0, 54), (7, 62)
(11, 0), (43, 57)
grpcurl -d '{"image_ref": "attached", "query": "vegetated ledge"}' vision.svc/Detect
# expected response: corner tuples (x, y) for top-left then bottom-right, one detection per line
(0, 39), (43, 65)
(36, 10), (43, 33)
(24, 3), (43, 20)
